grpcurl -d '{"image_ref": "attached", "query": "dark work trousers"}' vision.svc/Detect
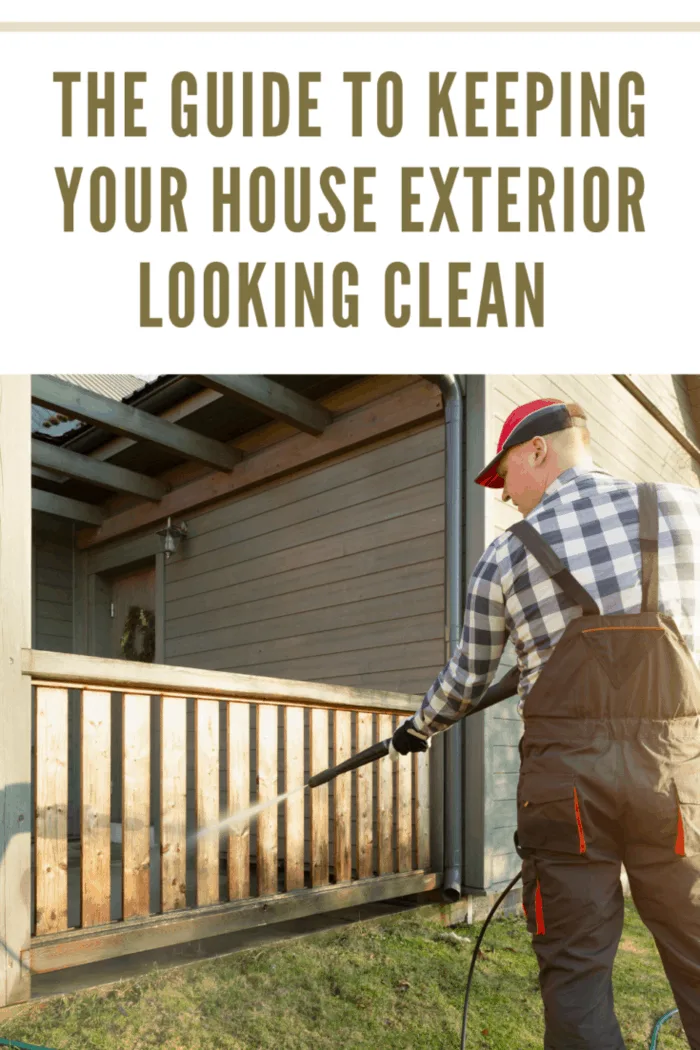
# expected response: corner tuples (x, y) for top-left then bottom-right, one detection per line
(510, 483), (700, 1050)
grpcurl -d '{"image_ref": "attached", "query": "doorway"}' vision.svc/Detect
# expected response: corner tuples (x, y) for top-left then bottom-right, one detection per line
(109, 563), (156, 661)
(89, 559), (157, 662)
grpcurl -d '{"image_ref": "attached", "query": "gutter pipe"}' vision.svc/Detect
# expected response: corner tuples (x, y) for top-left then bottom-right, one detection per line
(423, 375), (464, 903)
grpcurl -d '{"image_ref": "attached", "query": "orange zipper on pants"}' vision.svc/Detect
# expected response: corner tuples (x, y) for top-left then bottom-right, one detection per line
(573, 787), (587, 854)
(535, 879), (546, 935)
(675, 805), (686, 856)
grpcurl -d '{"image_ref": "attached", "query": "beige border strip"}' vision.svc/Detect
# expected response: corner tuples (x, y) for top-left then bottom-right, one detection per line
(1, 21), (700, 31)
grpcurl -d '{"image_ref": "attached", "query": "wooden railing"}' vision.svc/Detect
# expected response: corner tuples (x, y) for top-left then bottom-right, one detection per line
(22, 650), (438, 974)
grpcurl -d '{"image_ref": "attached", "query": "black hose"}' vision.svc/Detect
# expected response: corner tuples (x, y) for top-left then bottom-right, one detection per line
(460, 870), (523, 1050)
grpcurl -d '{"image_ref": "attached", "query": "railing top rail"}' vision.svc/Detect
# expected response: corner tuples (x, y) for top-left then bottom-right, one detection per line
(22, 649), (420, 715)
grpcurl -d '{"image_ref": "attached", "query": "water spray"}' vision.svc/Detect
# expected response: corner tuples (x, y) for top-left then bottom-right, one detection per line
(191, 735), (407, 847)
(196, 667), (522, 842)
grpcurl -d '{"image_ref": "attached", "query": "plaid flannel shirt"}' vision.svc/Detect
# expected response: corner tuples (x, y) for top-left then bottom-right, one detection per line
(412, 466), (700, 736)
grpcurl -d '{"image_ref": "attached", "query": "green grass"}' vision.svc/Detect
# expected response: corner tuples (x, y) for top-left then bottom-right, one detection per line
(1, 899), (688, 1050)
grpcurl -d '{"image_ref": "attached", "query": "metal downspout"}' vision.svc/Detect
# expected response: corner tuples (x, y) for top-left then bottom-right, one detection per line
(424, 375), (464, 903)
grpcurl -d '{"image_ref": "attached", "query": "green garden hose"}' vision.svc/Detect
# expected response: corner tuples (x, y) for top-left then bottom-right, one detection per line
(0, 1039), (57, 1049)
(648, 1007), (680, 1049)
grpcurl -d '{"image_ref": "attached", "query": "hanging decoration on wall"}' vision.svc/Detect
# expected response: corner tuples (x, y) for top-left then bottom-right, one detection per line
(120, 605), (156, 663)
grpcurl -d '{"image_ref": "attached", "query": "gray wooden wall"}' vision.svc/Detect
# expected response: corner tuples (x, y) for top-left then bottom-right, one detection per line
(164, 424), (446, 690)
(482, 374), (700, 890)
(32, 513), (74, 653)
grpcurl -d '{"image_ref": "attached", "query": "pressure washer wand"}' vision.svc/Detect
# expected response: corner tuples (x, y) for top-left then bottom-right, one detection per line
(307, 737), (398, 789)
(306, 666), (521, 791)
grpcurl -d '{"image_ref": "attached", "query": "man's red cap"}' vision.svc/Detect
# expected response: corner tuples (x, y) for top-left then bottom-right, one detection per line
(474, 399), (574, 488)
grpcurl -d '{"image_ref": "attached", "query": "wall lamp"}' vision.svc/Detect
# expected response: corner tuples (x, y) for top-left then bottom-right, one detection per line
(157, 516), (188, 559)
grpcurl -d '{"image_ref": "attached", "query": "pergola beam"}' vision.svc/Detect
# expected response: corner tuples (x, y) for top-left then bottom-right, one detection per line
(83, 387), (224, 465)
(32, 465), (68, 484)
(32, 489), (103, 525)
(32, 439), (167, 502)
(193, 375), (333, 436)
(32, 375), (241, 473)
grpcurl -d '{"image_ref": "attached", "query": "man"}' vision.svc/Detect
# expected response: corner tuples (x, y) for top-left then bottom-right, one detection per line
(392, 397), (700, 1049)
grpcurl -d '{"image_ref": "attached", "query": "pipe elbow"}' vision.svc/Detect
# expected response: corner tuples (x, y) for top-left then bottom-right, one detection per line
(442, 867), (462, 904)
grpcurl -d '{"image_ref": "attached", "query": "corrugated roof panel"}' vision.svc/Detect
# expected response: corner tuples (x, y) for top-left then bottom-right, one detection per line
(32, 374), (160, 436)
(53, 374), (154, 402)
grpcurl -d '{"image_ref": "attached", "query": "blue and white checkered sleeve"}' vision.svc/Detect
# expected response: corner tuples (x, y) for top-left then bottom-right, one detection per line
(412, 540), (507, 738)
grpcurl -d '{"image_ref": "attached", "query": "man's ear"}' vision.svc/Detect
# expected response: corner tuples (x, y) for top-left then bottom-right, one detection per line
(528, 437), (547, 468)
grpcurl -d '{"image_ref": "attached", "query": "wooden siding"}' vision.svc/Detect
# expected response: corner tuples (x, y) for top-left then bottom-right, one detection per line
(32, 515), (74, 654)
(482, 374), (700, 890)
(162, 424), (445, 868)
(164, 424), (445, 687)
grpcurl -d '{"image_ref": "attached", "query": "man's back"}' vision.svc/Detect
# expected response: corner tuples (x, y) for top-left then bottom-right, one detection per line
(497, 466), (700, 706)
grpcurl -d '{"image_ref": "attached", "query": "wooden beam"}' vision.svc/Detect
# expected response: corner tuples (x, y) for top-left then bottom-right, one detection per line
(91, 376), (409, 476)
(31, 375), (241, 473)
(32, 440), (168, 502)
(194, 375), (332, 436)
(87, 535), (157, 576)
(76, 379), (443, 549)
(0, 375), (32, 1006)
(23, 870), (439, 974)
(32, 465), (68, 484)
(83, 387), (224, 465)
(22, 649), (420, 715)
(32, 489), (103, 526)
(613, 374), (700, 468)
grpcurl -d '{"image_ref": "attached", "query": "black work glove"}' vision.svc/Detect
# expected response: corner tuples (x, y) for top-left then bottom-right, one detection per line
(392, 718), (429, 755)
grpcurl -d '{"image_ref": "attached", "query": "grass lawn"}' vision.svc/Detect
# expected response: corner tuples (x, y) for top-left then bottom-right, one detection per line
(1, 898), (689, 1050)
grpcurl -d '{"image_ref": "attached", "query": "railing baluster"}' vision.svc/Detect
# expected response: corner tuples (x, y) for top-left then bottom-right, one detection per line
(122, 693), (150, 920)
(161, 696), (187, 912)
(256, 704), (278, 897)
(333, 710), (352, 883)
(415, 749), (431, 871)
(81, 690), (111, 927)
(35, 686), (69, 936)
(377, 713), (394, 875)
(310, 708), (329, 887)
(355, 712), (374, 880)
(284, 706), (305, 891)
(195, 699), (220, 907)
(227, 702), (250, 900)
(397, 734), (412, 873)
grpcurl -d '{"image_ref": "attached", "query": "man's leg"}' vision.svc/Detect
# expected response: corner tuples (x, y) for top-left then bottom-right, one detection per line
(522, 852), (626, 1049)
(624, 846), (700, 1048)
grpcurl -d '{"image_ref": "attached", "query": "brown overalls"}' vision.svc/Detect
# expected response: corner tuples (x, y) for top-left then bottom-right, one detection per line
(511, 483), (700, 1049)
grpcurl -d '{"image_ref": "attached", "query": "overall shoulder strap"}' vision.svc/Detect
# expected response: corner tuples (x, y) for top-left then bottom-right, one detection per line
(508, 520), (601, 616)
(637, 483), (659, 613)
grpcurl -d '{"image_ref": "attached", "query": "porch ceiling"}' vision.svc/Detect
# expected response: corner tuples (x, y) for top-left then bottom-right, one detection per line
(30, 374), (362, 523)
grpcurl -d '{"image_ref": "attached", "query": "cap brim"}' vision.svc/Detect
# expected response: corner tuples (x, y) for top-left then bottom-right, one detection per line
(474, 452), (505, 489)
